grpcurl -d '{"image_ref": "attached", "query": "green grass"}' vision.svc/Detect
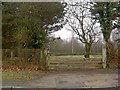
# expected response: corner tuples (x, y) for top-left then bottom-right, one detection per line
(0, 71), (33, 80)
(49, 55), (102, 61)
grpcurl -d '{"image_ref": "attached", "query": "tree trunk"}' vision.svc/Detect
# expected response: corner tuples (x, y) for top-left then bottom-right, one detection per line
(102, 40), (111, 68)
(85, 44), (91, 58)
(106, 40), (113, 68)
(118, 43), (120, 69)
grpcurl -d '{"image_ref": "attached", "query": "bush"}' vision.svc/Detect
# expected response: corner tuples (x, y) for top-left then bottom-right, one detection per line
(107, 41), (118, 68)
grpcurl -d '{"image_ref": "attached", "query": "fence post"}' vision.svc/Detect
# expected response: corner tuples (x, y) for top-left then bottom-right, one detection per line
(10, 49), (14, 60)
(45, 48), (50, 69)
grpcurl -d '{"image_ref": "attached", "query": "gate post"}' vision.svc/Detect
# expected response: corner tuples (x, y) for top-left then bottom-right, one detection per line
(102, 41), (107, 68)
(45, 48), (50, 70)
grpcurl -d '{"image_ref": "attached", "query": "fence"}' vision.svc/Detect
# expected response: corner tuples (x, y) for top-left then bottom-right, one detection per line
(2, 49), (49, 70)
(3, 48), (50, 59)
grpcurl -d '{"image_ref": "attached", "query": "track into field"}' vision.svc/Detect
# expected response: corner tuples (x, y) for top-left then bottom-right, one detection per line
(48, 55), (102, 70)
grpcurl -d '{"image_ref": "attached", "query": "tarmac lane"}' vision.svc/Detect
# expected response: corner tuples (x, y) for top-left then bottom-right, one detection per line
(2, 69), (119, 89)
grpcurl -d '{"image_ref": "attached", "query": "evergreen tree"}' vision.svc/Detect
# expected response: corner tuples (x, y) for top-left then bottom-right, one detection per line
(2, 2), (66, 49)
(90, 2), (119, 67)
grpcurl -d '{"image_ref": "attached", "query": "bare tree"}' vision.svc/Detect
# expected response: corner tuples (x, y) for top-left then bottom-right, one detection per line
(65, 1), (100, 58)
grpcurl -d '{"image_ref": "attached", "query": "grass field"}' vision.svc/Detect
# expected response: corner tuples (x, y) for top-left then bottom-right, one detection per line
(49, 55), (102, 61)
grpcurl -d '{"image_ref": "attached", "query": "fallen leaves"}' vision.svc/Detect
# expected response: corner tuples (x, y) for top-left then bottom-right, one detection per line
(2, 65), (41, 72)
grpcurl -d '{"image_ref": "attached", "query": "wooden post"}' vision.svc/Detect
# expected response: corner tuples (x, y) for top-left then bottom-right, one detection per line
(46, 48), (50, 69)
(102, 41), (107, 68)
(71, 31), (74, 55)
(10, 49), (13, 60)
(40, 50), (43, 59)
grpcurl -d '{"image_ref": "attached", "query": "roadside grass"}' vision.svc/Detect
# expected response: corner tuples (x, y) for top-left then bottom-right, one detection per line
(2, 58), (42, 80)
(0, 71), (34, 80)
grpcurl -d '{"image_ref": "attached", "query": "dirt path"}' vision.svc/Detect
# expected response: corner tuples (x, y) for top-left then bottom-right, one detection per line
(2, 69), (118, 88)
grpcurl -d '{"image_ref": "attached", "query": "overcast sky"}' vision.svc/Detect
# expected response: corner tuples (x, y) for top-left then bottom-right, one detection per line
(52, 24), (73, 41)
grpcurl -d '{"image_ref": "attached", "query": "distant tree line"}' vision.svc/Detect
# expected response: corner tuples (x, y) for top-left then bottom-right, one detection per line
(49, 38), (103, 56)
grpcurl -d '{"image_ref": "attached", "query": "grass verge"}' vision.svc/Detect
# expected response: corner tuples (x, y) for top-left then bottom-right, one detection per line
(0, 71), (34, 80)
